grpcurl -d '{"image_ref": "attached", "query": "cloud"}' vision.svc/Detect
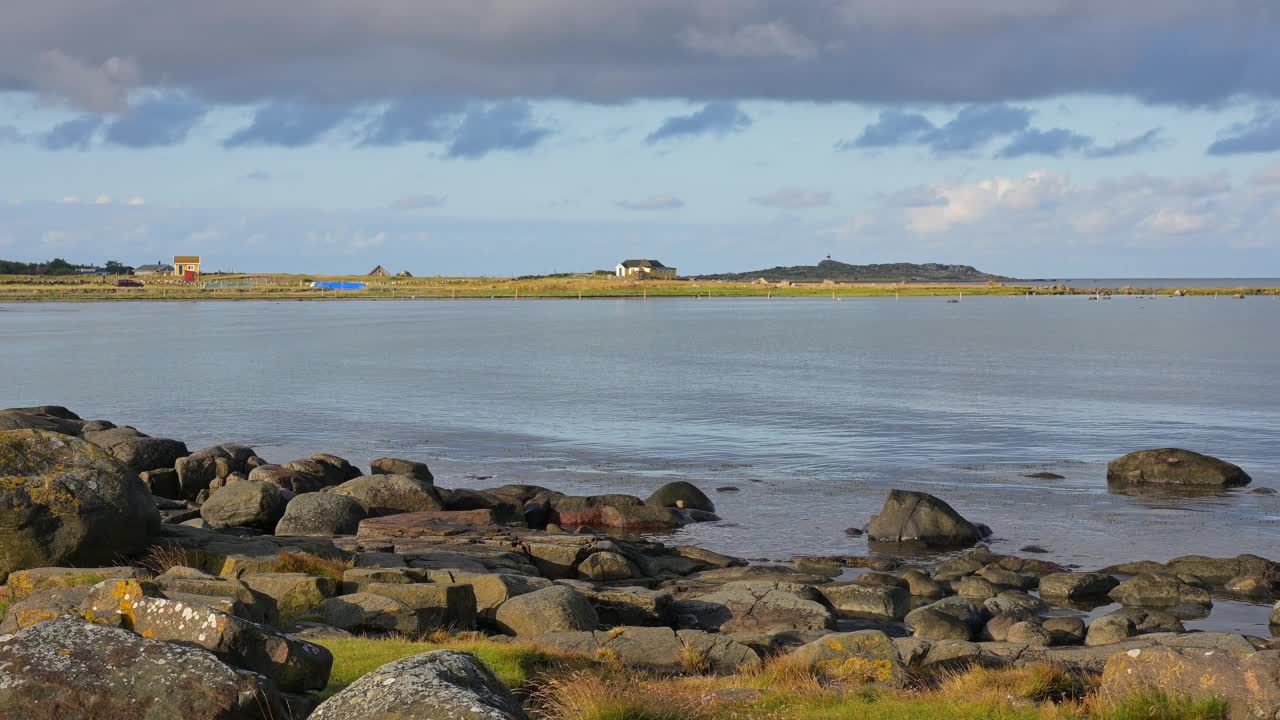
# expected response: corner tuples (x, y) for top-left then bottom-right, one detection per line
(841, 104), (1030, 154)
(682, 21), (818, 61)
(750, 188), (831, 209)
(103, 91), (208, 148)
(840, 110), (934, 149)
(0, 125), (23, 143)
(391, 194), (447, 210)
(94, 194), (113, 205)
(1087, 128), (1165, 158)
(29, 50), (139, 112)
(997, 128), (1092, 158)
(445, 100), (552, 158)
(241, 170), (275, 182)
(41, 115), (104, 150)
(1207, 110), (1280, 155)
(359, 97), (465, 146)
(1143, 208), (1209, 235)
(906, 170), (1069, 234)
(924, 104), (1031, 152)
(646, 102), (751, 144)
(617, 195), (684, 211)
(997, 127), (1165, 159)
(2, 5), (1280, 108)
(126, 197), (145, 206)
(59, 196), (81, 204)
(223, 102), (353, 148)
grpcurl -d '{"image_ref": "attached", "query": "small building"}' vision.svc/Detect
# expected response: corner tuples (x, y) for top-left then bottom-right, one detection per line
(173, 256), (201, 279)
(396, 270), (413, 278)
(135, 262), (174, 275)
(615, 259), (677, 279)
(368, 265), (390, 277)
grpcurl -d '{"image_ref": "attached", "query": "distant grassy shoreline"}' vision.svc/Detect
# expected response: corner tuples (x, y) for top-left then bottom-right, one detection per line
(1, 273), (1276, 302)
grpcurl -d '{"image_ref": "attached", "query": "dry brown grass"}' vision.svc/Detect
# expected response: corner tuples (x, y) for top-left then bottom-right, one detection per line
(137, 544), (197, 575)
(271, 551), (352, 581)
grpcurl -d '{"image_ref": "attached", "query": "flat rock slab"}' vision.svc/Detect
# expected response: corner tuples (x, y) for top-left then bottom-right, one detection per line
(357, 509), (501, 539)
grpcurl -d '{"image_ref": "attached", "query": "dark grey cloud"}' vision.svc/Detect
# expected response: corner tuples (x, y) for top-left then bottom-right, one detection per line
(646, 102), (751, 143)
(41, 115), (103, 150)
(1207, 111), (1280, 155)
(223, 102), (353, 148)
(1, 3), (1279, 108)
(102, 91), (208, 147)
(445, 101), (552, 158)
(841, 110), (934, 149)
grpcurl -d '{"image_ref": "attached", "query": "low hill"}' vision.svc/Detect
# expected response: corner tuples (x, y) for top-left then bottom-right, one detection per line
(695, 259), (1012, 283)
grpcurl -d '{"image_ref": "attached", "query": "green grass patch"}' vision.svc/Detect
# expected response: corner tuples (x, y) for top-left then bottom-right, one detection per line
(271, 551), (351, 582)
(313, 636), (557, 699)
(1102, 691), (1228, 720)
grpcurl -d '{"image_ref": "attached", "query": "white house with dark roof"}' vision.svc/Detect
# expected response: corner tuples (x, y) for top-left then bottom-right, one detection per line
(615, 259), (677, 279)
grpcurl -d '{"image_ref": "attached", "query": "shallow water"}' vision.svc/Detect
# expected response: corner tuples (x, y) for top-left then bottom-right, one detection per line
(3, 297), (1278, 633)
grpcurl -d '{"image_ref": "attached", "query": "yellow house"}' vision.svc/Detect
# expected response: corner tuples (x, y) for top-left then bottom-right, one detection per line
(615, 259), (677, 279)
(173, 255), (201, 277)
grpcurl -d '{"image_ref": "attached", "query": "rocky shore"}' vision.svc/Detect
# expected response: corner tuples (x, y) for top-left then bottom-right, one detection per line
(1, 405), (1278, 719)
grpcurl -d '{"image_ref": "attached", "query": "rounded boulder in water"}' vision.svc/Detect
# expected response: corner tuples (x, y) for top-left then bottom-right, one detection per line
(645, 481), (715, 513)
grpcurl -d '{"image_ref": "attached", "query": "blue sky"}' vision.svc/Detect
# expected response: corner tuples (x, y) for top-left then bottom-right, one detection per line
(1, 2), (1279, 277)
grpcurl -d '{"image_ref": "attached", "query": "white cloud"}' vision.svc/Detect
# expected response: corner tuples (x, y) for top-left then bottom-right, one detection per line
(751, 188), (832, 209)
(127, 197), (145, 206)
(1143, 208), (1209, 235)
(617, 195), (684, 211)
(818, 215), (869, 239)
(60, 195), (81, 204)
(94, 194), (113, 205)
(40, 230), (75, 248)
(906, 170), (1069, 234)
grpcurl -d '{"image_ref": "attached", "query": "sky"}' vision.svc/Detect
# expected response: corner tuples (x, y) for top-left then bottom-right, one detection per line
(1, 2), (1280, 278)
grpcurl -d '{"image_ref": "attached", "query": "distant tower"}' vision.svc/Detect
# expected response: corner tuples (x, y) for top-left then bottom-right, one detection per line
(824, 255), (832, 262)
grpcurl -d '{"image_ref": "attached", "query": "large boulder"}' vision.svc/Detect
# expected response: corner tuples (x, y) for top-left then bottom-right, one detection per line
(275, 492), (367, 536)
(1107, 448), (1251, 488)
(674, 580), (837, 634)
(0, 618), (285, 720)
(0, 406), (85, 435)
(791, 630), (908, 686)
(176, 444), (262, 499)
(332, 474), (443, 516)
(84, 426), (189, 475)
(530, 627), (758, 675)
(1164, 554), (1280, 586)
(493, 585), (598, 636)
(0, 430), (160, 582)
(1038, 572), (1119, 600)
(247, 463), (329, 494)
(312, 592), (422, 634)
(866, 489), (984, 548)
(200, 481), (288, 532)
(1108, 573), (1213, 608)
(645, 481), (715, 512)
(368, 457), (434, 484)
(310, 650), (527, 720)
(1101, 647), (1280, 720)
(818, 582), (910, 620)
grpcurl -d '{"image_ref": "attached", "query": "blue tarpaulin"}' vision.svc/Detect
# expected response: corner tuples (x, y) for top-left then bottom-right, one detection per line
(310, 281), (366, 290)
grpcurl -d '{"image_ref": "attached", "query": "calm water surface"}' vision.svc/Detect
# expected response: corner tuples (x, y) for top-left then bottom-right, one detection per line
(3, 297), (1278, 630)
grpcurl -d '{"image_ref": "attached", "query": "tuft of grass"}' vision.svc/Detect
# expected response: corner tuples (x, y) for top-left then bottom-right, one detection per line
(938, 664), (1090, 705)
(533, 671), (711, 720)
(138, 544), (196, 575)
(313, 635), (559, 700)
(0, 598), (10, 622)
(271, 551), (352, 582)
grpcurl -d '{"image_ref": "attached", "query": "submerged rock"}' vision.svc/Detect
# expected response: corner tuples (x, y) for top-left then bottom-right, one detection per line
(1107, 448), (1251, 488)
(0, 429), (160, 581)
(866, 489), (985, 548)
(645, 481), (715, 512)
